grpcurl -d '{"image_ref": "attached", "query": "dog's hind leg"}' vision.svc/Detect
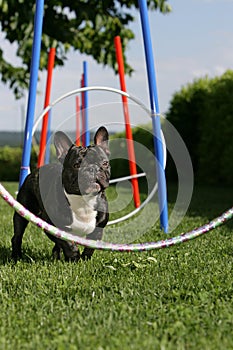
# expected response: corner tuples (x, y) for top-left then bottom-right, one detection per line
(12, 212), (29, 261)
(12, 186), (38, 261)
(12, 174), (42, 261)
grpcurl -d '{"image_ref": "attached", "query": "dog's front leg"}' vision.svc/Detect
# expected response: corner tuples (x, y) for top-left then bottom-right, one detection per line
(81, 227), (103, 260)
(52, 243), (62, 260)
(45, 231), (81, 262)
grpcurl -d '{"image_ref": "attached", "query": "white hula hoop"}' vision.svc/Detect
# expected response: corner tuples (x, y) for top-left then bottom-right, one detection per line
(32, 86), (167, 226)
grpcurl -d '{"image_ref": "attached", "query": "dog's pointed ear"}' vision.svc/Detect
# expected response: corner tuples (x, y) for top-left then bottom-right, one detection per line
(54, 131), (73, 163)
(94, 126), (110, 155)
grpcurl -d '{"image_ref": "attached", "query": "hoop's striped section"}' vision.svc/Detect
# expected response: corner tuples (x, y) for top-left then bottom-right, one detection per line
(0, 183), (232, 252)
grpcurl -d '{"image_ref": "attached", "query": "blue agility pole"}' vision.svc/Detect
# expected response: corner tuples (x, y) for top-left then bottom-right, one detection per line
(83, 61), (90, 146)
(138, 0), (169, 232)
(19, 0), (44, 188)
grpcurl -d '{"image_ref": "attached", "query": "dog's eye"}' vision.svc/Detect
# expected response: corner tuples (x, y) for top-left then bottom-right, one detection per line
(102, 161), (109, 167)
(73, 163), (80, 169)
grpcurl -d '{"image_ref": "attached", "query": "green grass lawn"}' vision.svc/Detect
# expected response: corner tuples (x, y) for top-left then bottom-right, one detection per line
(0, 182), (232, 350)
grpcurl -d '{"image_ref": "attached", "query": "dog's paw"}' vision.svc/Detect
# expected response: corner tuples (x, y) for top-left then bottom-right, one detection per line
(11, 250), (22, 263)
(52, 244), (61, 260)
(64, 252), (81, 263)
(81, 248), (94, 261)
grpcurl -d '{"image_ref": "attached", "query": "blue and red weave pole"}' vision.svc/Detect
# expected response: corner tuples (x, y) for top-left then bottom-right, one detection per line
(19, 0), (44, 188)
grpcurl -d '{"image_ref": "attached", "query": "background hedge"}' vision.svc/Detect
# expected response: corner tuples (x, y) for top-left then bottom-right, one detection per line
(0, 146), (37, 181)
(166, 70), (233, 185)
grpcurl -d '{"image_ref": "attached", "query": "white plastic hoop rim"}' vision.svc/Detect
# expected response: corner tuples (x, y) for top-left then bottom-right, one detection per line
(32, 86), (167, 226)
(32, 86), (151, 134)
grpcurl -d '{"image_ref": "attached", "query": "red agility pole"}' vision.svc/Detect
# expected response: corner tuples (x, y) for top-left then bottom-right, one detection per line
(38, 47), (56, 167)
(114, 36), (141, 208)
(76, 96), (81, 146)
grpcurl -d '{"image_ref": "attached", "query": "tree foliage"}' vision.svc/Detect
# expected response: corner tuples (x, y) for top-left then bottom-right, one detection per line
(166, 70), (233, 185)
(0, 0), (171, 98)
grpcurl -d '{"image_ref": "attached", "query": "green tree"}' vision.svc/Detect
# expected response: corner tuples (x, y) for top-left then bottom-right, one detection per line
(0, 0), (171, 98)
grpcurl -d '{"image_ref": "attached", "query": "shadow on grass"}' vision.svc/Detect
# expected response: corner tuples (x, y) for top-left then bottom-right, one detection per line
(0, 245), (56, 265)
(168, 183), (233, 219)
(139, 180), (233, 219)
(0, 246), (12, 265)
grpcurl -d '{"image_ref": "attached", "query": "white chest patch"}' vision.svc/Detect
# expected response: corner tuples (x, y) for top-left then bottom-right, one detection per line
(64, 191), (97, 236)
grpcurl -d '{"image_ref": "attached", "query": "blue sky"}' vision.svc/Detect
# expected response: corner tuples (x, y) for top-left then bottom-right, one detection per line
(1, 0), (233, 132)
